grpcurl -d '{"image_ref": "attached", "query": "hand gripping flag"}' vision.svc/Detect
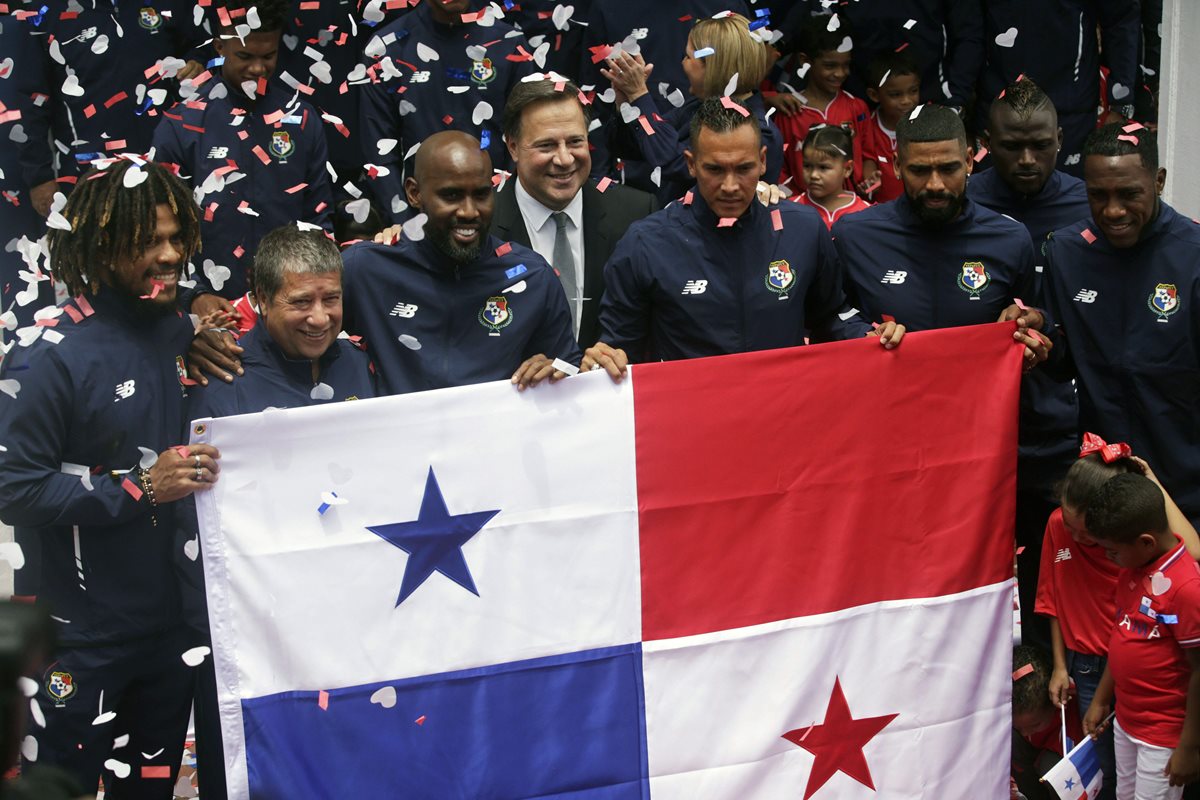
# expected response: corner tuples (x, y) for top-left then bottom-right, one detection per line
(1042, 733), (1105, 799)
(193, 322), (1023, 798)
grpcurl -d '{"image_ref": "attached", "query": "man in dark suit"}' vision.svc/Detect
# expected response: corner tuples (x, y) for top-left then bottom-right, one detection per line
(492, 78), (658, 348)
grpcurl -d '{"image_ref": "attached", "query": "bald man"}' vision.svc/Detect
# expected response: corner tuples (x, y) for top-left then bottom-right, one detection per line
(340, 132), (581, 394)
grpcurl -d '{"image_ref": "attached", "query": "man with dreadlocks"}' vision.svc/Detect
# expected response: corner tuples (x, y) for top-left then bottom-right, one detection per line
(969, 77), (1091, 653)
(0, 158), (221, 798)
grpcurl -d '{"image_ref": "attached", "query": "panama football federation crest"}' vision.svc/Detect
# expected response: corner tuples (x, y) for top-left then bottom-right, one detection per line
(46, 670), (75, 705)
(470, 58), (496, 87)
(269, 131), (294, 160)
(1148, 283), (1179, 322)
(478, 296), (512, 336)
(766, 259), (795, 300)
(138, 7), (162, 30)
(959, 261), (989, 299)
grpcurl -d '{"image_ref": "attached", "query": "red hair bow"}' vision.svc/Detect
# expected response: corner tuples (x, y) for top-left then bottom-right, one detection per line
(1079, 432), (1132, 463)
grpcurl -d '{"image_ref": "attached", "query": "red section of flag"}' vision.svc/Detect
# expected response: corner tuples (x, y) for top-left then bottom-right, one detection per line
(634, 323), (1021, 640)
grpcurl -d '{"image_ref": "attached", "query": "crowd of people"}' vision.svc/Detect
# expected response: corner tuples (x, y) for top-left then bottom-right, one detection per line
(0, 0), (1193, 798)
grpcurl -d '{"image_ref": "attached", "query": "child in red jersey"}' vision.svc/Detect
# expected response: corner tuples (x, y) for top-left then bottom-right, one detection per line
(774, 14), (868, 193)
(1083, 474), (1200, 798)
(857, 52), (921, 203)
(1012, 644), (1085, 800)
(794, 126), (870, 229)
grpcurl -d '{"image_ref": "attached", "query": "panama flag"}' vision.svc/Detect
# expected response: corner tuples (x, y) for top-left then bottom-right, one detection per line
(1042, 735), (1105, 799)
(194, 322), (1021, 798)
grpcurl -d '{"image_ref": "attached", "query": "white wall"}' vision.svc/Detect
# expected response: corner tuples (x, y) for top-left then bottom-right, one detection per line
(1159, 0), (1200, 216)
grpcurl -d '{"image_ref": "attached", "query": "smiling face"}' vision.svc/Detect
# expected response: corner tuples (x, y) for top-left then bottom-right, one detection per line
(685, 123), (766, 220)
(804, 49), (852, 102)
(868, 72), (920, 128)
(896, 139), (972, 226)
(105, 204), (186, 309)
(1084, 153), (1166, 249)
(214, 29), (280, 93)
(406, 140), (495, 264)
(257, 270), (343, 361)
(507, 97), (591, 212)
(986, 104), (1062, 197)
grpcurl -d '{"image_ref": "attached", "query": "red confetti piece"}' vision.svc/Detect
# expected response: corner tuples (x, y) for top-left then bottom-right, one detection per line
(139, 280), (164, 300)
(1117, 134), (1139, 146)
(252, 145), (271, 165)
(638, 116), (655, 135)
(442, 114), (454, 125)
(263, 109), (285, 125)
(104, 91), (128, 109)
(1122, 122), (1145, 133)
(973, 146), (988, 163)
(460, 11), (479, 22)
(495, 242), (513, 256)
(63, 304), (84, 323)
(596, 177), (612, 193)
(83, 104), (97, 119)
(256, 77), (268, 97)
(682, 191), (693, 206)
(237, 130), (249, 141)
(233, 246), (245, 259)
(577, 90), (591, 106)
(1081, 229), (1097, 244)
(589, 44), (613, 64)
(204, 203), (217, 222)
(554, 81), (566, 92)
(183, 124), (206, 134)
(34, 317), (58, 328)
(895, 42), (909, 52)
(104, 139), (128, 151)
(1013, 297), (1028, 311)
(1011, 663), (1034, 681)
(415, 715), (426, 726)
(216, 6), (231, 25)
(717, 217), (737, 228)
(75, 295), (95, 316)
(122, 477), (144, 501)
(284, 183), (308, 194)
(678, 15), (693, 21)
(1016, 546), (1026, 555)
(299, 0), (319, 7)
(771, 208), (783, 231)
(318, 691), (329, 710)
(172, 445), (191, 459)
(719, 96), (749, 117)
(141, 766), (171, 779)
(314, 201), (328, 214)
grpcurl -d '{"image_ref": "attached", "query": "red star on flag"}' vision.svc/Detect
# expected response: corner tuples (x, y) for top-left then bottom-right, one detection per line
(782, 677), (899, 799)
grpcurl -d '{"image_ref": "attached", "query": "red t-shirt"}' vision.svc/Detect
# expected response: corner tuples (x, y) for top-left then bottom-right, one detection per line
(858, 111), (904, 203)
(1024, 695), (1085, 757)
(794, 191), (871, 230)
(231, 292), (258, 335)
(1108, 539), (1200, 747)
(775, 90), (869, 192)
(1035, 508), (1121, 656)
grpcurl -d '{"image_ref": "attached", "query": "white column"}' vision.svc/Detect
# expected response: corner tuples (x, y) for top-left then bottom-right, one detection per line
(1159, 0), (1200, 216)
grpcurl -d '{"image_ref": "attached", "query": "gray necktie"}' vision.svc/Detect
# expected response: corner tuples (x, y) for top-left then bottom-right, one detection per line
(552, 211), (580, 336)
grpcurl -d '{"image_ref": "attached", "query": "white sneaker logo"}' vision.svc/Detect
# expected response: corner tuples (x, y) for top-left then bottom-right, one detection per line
(880, 270), (908, 285)
(389, 302), (419, 318)
(1074, 289), (1098, 304)
(1055, 547), (1072, 563)
(409, 71), (431, 83)
(681, 280), (708, 295)
(114, 380), (136, 401)
(207, 146), (230, 160)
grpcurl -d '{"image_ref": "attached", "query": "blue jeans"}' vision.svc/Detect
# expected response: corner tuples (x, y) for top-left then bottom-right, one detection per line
(1069, 650), (1116, 800)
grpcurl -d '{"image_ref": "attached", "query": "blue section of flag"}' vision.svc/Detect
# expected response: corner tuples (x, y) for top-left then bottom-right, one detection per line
(241, 644), (650, 798)
(1069, 736), (1101, 787)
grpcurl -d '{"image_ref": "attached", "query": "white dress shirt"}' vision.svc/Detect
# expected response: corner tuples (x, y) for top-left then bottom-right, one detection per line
(515, 179), (585, 337)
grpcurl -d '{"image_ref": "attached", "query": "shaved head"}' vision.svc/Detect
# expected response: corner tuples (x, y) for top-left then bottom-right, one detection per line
(413, 131), (491, 186)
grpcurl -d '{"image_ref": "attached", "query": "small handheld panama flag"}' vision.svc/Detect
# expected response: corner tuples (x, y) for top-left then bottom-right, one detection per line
(194, 322), (1022, 798)
(1041, 727), (1108, 800)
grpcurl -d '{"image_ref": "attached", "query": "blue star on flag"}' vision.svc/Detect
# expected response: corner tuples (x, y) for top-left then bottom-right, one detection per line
(366, 467), (500, 607)
(1064, 778), (1076, 790)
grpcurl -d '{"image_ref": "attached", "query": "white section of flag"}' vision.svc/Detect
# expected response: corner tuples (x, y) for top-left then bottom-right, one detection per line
(1042, 733), (1104, 800)
(642, 582), (1013, 799)
(193, 372), (643, 794)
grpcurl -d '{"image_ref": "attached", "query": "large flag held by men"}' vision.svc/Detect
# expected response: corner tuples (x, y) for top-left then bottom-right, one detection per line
(194, 322), (1023, 798)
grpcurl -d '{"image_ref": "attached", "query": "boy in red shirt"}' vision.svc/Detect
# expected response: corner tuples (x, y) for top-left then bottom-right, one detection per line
(1084, 474), (1200, 798)
(857, 52), (920, 204)
(794, 126), (870, 228)
(774, 14), (868, 193)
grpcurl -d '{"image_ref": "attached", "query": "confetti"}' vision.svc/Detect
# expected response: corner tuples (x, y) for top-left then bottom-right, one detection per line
(1117, 134), (1139, 146)
(692, 46), (715, 58)
(771, 209), (783, 231)
(398, 334), (422, 351)
(973, 146), (988, 163)
(318, 690), (329, 710)
(182, 646), (211, 667)
(121, 477), (143, 501)
(415, 715), (426, 726)
(1011, 664), (1034, 680)
(495, 242), (513, 257)
(370, 686), (397, 708)
(141, 766), (172, 779)
(20, 736), (36, 762)
(1081, 229), (1097, 244)
(104, 759), (131, 779)
(596, 177), (613, 193)
(994, 27), (1018, 47)
(310, 383), (335, 401)
(552, 358), (579, 376)
(717, 217), (737, 228)
(720, 96), (749, 117)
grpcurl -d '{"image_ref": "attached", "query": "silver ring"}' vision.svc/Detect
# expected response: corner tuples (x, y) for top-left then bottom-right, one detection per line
(194, 455), (201, 468)
(195, 467), (204, 482)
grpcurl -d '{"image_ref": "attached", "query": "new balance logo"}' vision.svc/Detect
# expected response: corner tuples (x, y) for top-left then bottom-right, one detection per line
(680, 280), (708, 295)
(1074, 289), (1098, 304)
(389, 302), (418, 318)
(409, 71), (431, 83)
(880, 270), (908, 285)
(206, 146), (230, 159)
(1055, 547), (1072, 563)
(113, 380), (136, 401)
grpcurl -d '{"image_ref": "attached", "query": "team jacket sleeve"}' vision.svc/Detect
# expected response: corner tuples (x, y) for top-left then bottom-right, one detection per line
(597, 228), (653, 358)
(944, 0), (985, 108)
(0, 349), (144, 528)
(1039, 237), (1077, 382)
(608, 94), (689, 189)
(1097, 0), (1141, 107)
(358, 66), (406, 223)
(807, 231), (871, 342)
(303, 110), (334, 232)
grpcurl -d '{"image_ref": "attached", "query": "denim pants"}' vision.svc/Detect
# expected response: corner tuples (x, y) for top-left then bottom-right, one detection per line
(1069, 650), (1116, 800)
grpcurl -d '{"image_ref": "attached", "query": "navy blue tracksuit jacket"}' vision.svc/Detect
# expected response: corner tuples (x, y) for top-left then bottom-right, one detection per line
(341, 236), (581, 396)
(599, 192), (871, 362)
(1044, 202), (1200, 524)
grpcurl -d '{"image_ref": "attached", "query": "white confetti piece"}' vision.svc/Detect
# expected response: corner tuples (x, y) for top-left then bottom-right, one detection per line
(826, 13), (840, 31)
(104, 759), (131, 779)
(141, 747), (164, 759)
(466, 44), (487, 61)
(551, 3), (575, 31)
(650, 166), (662, 187)
(93, 711), (116, 726)
(61, 73), (84, 97)
(123, 167), (148, 189)
(666, 89), (685, 108)
(320, 491), (348, 507)
(1112, 82), (1130, 100)
(61, 463), (93, 491)
(994, 27), (1017, 47)
(370, 686), (397, 708)
(401, 212), (428, 242)
(310, 383), (335, 401)
(0, 379), (19, 399)
(503, 280), (527, 294)
(29, 698), (44, 729)
(245, 5), (260, 28)
(20, 736), (36, 762)
(90, 34), (109, 54)
(113, 734), (130, 749)
(619, 103), (641, 123)
(398, 334), (422, 350)
(18, 677), (36, 698)
(532, 42), (550, 69)
(796, 63), (810, 79)
(183, 537), (199, 562)
(182, 646), (211, 667)
(310, 60), (332, 84)
(345, 198), (372, 224)
(203, 260), (232, 292)
(376, 138), (398, 155)
(9, 123), (27, 144)
(472, 101), (493, 125)
(722, 72), (739, 97)
(836, 36), (853, 53)
(0, 543), (25, 570)
(903, 19), (917, 30)
(138, 447), (158, 469)
(240, 80), (258, 99)
(416, 42), (440, 62)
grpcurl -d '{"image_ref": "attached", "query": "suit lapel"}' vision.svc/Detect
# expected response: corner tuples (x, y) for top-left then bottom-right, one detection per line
(581, 183), (610, 302)
(491, 181), (532, 248)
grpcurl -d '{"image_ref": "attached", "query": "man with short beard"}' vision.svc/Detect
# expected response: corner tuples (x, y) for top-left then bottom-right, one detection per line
(339, 131), (580, 395)
(832, 104), (1051, 372)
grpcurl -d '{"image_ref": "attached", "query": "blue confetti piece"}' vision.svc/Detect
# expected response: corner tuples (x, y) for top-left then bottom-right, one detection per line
(445, 68), (469, 81)
(479, 129), (491, 150)
(1158, 614), (1179, 624)
(31, 5), (48, 26)
(504, 0), (514, 7)
(134, 96), (154, 116)
(755, 8), (770, 17)
(749, 19), (769, 31)
(317, 491), (339, 516)
(692, 47), (715, 59)
(505, 263), (528, 279)
(207, 56), (226, 69)
(74, 152), (103, 163)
